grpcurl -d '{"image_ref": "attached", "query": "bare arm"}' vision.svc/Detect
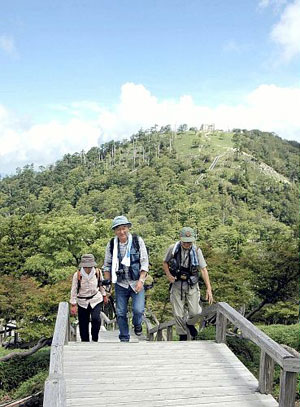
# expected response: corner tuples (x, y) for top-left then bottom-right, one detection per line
(163, 261), (176, 284)
(200, 267), (213, 304)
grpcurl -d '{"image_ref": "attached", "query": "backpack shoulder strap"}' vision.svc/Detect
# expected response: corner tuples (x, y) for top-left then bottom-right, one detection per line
(172, 243), (181, 257)
(132, 233), (140, 251)
(95, 268), (103, 287)
(77, 270), (82, 294)
(109, 238), (114, 255)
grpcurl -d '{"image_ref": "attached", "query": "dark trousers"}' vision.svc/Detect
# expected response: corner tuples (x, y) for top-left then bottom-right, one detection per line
(78, 303), (101, 342)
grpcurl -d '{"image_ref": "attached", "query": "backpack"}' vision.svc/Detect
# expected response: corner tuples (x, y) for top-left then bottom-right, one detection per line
(77, 268), (103, 294)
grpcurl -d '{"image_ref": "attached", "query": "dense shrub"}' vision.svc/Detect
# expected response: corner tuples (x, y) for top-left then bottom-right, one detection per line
(258, 324), (299, 351)
(12, 370), (48, 399)
(0, 347), (50, 393)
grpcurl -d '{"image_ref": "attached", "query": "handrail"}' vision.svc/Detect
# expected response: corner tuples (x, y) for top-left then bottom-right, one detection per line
(146, 303), (217, 340)
(100, 311), (117, 330)
(43, 302), (71, 407)
(216, 302), (299, 407)
(216, 302), (298, 371)
(146, 302), (299, 407)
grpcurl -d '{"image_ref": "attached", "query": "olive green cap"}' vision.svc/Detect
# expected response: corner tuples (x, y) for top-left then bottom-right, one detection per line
(179, 227), (196, 242)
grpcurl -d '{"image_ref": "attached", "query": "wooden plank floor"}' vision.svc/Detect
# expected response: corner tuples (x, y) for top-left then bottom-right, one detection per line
(64, 335), (278, 407)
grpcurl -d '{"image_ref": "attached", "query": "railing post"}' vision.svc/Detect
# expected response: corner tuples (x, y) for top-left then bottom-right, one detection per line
(216, 310), (227, 343)
(65, 307), (70, 345)
(258, 350), (274, 394)
(167, 326), (173, 341)
(43, 302), (68, 407)
(43, 374), (66, 407)
(157, 328), (163, 341)
(278, 370), (297, 407)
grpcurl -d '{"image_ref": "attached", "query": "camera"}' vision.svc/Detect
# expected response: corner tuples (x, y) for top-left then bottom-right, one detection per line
(101, 279), (111, 286)
(116, 269), (125, 282)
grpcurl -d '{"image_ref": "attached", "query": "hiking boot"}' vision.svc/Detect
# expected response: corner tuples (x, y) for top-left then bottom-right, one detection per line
(179, 334), (187, 341)
(134, 325), (143, 336)
(186, 324), (198, 339)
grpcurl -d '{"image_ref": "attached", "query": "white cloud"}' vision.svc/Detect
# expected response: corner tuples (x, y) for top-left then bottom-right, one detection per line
(258, 0), (287, 11)
(0, 34), (17, 57)
(0, 105), (100, 174)
(1, 82), (300, 175)
(270, 0), (300, 61)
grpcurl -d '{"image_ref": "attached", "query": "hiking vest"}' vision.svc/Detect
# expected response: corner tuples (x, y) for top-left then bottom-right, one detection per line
(168, 244), (199, 284)
(109, 234), (141, 281)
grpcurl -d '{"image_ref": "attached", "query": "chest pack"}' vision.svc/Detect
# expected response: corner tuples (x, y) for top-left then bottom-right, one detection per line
(168, 245), (199, 284)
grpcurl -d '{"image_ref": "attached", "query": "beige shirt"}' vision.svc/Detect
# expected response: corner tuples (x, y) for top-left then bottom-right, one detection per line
(70, 269), (106, 309)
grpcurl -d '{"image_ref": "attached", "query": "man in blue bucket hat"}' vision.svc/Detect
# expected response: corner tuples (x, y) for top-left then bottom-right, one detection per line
(103, 215), (149, 342)
(163, 227), (213, 341)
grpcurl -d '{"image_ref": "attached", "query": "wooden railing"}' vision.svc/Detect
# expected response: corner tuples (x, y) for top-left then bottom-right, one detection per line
(43, 301), (116, 407)
(45, 301), (299, 407)
(145, 302), (299, 407)
(43, 302), (72, 407)
(217, 302), (299, 407)
(100, 311), (117, 331)
(145, 304), (218, 341)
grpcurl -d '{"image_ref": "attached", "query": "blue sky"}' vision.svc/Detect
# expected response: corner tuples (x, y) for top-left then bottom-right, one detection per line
(1, 0), (300, 174)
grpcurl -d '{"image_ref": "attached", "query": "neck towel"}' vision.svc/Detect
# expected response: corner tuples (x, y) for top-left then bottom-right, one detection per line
(172, 241), (199, 267)
(111, 233), (132, 283)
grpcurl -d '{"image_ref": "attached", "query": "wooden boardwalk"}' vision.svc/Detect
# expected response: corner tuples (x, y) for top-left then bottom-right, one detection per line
(44, 303), (299, 407)
(63, 331), (278, 407)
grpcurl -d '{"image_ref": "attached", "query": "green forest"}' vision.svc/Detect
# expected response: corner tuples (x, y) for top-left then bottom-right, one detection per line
(0, 127), (299, 402)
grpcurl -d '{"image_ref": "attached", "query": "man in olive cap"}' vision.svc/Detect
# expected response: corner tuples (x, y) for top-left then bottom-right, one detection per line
(163, 227), (213, 340)
(103, 215), (149, 342)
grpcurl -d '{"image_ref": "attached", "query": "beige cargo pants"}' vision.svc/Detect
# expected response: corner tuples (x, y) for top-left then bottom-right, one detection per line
(170, 282), (202, 335)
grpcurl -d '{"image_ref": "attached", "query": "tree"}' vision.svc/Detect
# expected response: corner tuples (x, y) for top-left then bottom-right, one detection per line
(242, 237), (298, 320)
(0, 214), (40, 276)
(23, 215), (99, 284)
(0, 275), (70, 341)
(177, 124), (188, 133)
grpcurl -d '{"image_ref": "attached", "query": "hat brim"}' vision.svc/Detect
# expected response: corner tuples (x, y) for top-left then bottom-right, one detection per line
(112, 222), (132, 230)
(79, 261), (97, 268)
(181, 237), (195, 243)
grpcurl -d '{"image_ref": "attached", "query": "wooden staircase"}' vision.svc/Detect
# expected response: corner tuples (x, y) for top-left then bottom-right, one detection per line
(43, 302), (299, 407)
(63, 337), (278, 407)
